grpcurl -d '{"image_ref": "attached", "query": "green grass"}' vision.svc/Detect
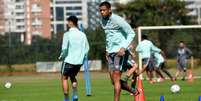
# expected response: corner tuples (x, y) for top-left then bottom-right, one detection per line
(0, 72), (201, 101)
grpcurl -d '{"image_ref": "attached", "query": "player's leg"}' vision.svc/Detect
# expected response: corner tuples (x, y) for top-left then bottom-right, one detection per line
(160, 62), (175, 82)
(70, 65), (81, 101)
(108, 53), (122, 101)
(175, 62), (182, 80)
(138, 58), (149, 75)
(155, 69), (165, 82)
(181, 60), (187, 81)
(111, 71), (122, 101)
(154, 63), (165, 82)
(148, 70), (155, 84)
(61, 76), (69, 101)
(61, 62), (70, 101)
(122, 63), (138, 82)
(147, 61), (156, 83)
(130, 72), (139, 95)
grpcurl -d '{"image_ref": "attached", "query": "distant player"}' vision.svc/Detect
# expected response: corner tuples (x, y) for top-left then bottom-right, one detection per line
(59, 16), (89, 101)
(136, 35), (160, 83)
(99, 1), (135, 101)
(175, 41), (192, 81)
(152, 46), (175, 82)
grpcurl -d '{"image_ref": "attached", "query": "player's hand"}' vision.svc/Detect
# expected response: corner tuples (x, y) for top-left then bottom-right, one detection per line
(105, 52), (109, 62)
(58, 56), (62, 61)
(117, 48), (125, 56)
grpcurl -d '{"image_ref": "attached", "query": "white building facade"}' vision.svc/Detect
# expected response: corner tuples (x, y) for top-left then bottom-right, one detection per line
(51, 0), (88, 34)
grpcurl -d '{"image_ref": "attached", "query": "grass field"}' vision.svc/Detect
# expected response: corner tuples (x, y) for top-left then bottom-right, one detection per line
(0, 72), (201, 101)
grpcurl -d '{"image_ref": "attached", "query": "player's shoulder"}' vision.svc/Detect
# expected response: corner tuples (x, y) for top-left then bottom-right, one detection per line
(111, 13), (124, 22)
(142, 39), (151, 43)
(63, 31), (70, 37)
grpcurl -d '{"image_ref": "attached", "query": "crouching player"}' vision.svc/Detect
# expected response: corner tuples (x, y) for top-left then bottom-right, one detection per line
(121, 45), (139, 96)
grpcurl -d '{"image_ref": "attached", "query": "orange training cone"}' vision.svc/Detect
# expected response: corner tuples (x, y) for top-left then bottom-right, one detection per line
(134, 77), (145, 101)
(188, 70), (193, 82)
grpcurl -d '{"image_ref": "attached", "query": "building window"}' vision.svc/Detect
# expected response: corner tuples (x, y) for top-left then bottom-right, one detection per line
(56, 1), (82, 4)
(32, 3), (42, 13)
(66, 6), (82, 10)
(56, 7), (64, 21)
(56, 24), (64, 32)
(66, 12), (82, 16)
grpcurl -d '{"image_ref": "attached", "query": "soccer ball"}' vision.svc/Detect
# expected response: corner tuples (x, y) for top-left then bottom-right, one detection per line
(4, 82), (12, 89)
(170, 84), (180, 93)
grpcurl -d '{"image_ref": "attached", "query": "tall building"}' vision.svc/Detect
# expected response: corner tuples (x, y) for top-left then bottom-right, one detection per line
(50, 0), (88, 35)
(0, 0), (51, 45)
(26, 0), (51, 44)
(0, 0), (5, 34)
(183, 0), (201, 24)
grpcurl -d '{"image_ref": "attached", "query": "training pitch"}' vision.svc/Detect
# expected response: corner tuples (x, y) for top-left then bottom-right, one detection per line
(0, 72), (200, 101)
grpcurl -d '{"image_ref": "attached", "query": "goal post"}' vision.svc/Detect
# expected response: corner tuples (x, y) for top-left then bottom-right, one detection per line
(137, 25), (201, 80)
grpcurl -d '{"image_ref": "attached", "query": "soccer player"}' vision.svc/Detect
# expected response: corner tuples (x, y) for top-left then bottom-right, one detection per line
(136, 35), (160, 83)
(59, 16), (89, 101)
(99, 1), (135, 101)
(175, 41), (192, 81)
(152, 46), (175, 82)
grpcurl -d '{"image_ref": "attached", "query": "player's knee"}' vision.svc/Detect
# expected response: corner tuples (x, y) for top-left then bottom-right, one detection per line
(72, 82), (77, 88)
(61, 75), (68, 80)
(70, 76), (77, 83)
(111, 81), (114, 85)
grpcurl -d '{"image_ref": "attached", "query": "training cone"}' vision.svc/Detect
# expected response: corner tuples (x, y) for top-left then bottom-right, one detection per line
(198, 96), (201, 101)
(134, 77), (145, 101)
(188, 70), (193, 82)
(160, 95), (165, 101)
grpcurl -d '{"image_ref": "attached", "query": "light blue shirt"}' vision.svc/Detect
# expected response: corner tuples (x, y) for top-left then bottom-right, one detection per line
(151, 46), (164, 67)
(153, 52), (164, 67)
(136, 40), (160, 59)
(100, 13), (135, 53)
(59, 27), (89, 65)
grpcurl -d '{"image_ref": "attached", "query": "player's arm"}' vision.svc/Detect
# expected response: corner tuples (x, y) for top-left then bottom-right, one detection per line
(151, 44), (161, 53)
(186, 48), (192, 58)
(161, 50), (167, 62)
(59, 34), (69, 60)
(176, 49), (179, 62)
(115, 17), (135, 49)
(129, 50), (136, 60)
(135, 44), (141, 53)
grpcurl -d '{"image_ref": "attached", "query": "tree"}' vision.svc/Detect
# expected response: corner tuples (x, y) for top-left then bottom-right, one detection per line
(115, 0), (193, 55)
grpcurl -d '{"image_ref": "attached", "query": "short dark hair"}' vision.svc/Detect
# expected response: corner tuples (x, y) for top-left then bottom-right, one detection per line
(142, 34), (148, 40)
(99, 1), (111, 9)
(67, 16), (78, 26)
(180, 41), (184, 43)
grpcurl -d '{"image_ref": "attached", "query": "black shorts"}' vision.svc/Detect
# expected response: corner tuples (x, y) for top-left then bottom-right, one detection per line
(61, 62), (82, 77)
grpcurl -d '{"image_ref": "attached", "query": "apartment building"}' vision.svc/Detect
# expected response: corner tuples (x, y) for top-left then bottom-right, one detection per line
(0, 0), (51, 45)
(50, 0), (88, 34)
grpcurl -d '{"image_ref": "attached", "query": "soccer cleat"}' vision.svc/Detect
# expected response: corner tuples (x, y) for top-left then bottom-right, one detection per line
(157, 78), (165, 82)
(171, 77), (176, 82)
(72, 95), (78, 101)
(149, 80), (156, 84)
(181, 77), (186, 81)
(130, 88), (140, 96)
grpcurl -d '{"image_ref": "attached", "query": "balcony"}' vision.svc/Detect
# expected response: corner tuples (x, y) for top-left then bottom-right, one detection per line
(32, 19), (42, 26)
(31, 4), (42, 13)
(16, 22), (25, 26)
(32, 31), (41, 35)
